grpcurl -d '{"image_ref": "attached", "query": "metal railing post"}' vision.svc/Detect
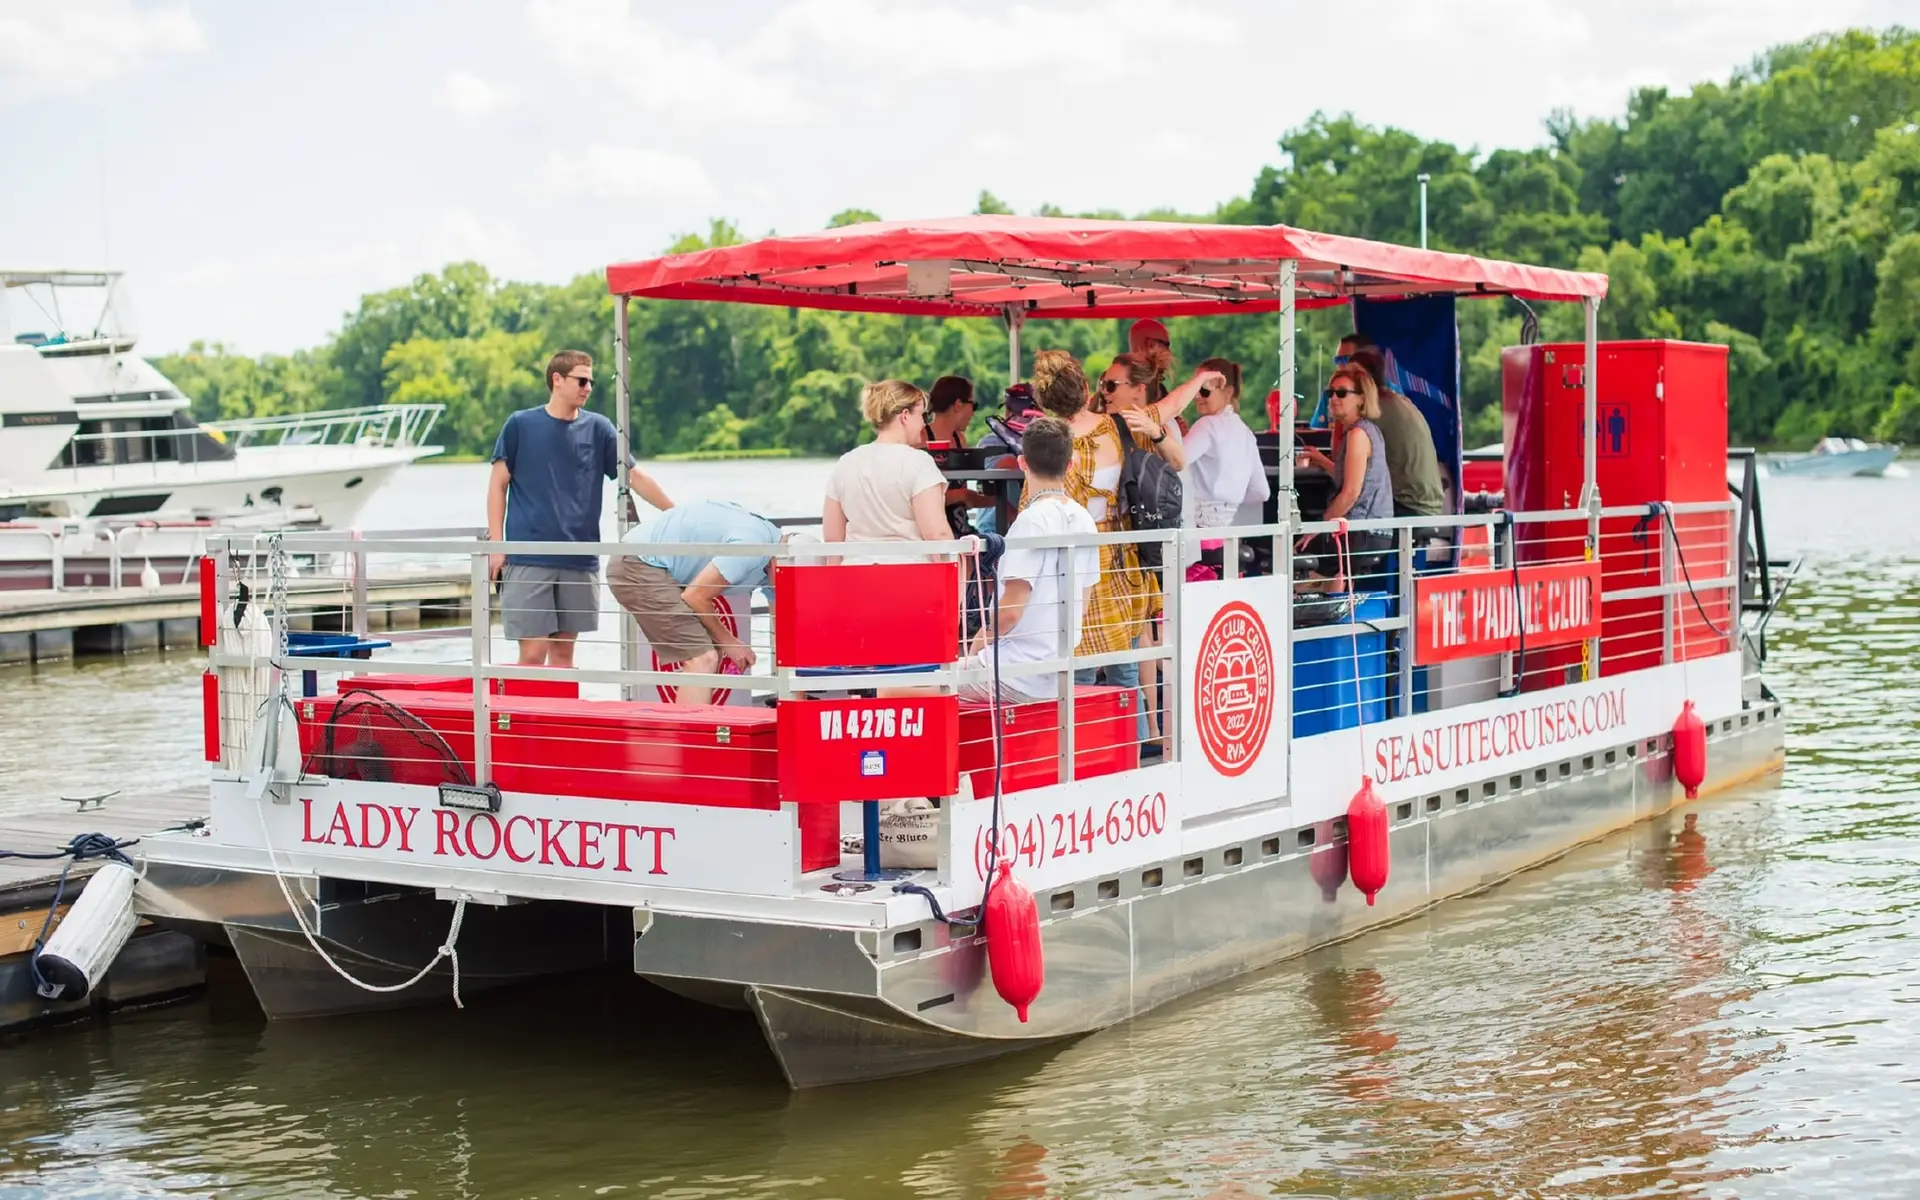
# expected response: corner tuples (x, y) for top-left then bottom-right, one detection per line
(1161, 531), (1179, 765)
(615, 294), (639, 702)
(470, 552), (492, 782)
(1057, 542), (1076, 785)
(1582, 297), (1602, 683)
(350, 529), (369, 642)
(1397, 525), (1415, 716)
(1660, 508), (1676, 667)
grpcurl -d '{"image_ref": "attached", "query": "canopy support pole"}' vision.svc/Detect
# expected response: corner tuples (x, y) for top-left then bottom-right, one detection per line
(615, 294), (638, 698)
(1004, 305), (1024, 389)
(1581, 295), (1601, 683)
(1276, 259), (1298, 527)
(1275, 257), (1298, 798)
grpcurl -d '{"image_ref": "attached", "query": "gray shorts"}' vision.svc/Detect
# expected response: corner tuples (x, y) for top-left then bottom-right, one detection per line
(499, 563), (600, 640)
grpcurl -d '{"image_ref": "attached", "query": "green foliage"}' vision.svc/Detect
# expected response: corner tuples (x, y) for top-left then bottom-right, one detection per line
(150, 26), (1920, 457)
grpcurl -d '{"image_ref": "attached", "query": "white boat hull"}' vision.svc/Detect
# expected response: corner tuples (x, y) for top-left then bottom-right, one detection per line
(133, 698), (1783, 1086)
(8, 448), (419, 525)
(1765, 445), (1900, 477)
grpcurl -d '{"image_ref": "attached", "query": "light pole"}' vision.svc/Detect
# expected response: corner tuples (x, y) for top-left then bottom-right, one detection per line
(1417, 173), (1431, 249)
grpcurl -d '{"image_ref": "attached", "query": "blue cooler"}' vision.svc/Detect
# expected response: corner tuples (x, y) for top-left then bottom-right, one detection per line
(287, 631), (392, 697)
(1292, 592), (1390, 736)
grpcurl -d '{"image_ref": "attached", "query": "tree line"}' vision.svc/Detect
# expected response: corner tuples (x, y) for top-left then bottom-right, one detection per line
(156, 27), (1920, 456)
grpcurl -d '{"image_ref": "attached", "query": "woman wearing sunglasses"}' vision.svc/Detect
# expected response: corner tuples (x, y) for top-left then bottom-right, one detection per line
(1184, 356), (1271, 556)
(1295, 363), (1394, 590)
(1091, 347), (1224, 757)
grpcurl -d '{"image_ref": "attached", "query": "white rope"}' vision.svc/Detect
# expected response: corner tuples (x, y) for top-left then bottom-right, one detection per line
(246, 534), (469, 1006)
(251, 784), (468, 1006)
(1337, 520), (1370, 765)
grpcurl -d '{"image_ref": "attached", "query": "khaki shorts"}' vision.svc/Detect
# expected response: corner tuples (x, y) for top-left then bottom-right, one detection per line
(607, 556), (712, 665)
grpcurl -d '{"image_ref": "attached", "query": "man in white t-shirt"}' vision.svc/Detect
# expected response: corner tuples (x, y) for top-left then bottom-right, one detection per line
(961, 416), (1099, 703)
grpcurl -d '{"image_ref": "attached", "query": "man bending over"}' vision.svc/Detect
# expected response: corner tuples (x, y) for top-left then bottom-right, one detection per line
(610, 499), (791, 706)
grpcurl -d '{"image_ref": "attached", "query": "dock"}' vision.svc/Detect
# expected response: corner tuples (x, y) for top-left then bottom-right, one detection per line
(0, 571), (471, 664)
(1, 789), (212, 1032)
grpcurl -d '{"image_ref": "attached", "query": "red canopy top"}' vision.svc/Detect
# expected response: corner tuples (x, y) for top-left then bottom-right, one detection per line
(605, 214), (1607, 318)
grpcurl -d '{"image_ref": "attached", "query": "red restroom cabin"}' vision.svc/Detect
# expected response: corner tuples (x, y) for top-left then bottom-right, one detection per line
(1502, 339), (1733, 686)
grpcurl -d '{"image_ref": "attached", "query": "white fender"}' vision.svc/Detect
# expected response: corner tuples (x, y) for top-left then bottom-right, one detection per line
(35, 860), (140, 1002)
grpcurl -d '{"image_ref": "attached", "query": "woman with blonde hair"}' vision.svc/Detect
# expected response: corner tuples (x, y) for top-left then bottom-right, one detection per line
(1030, 349), (1221, 757)
(1296, 362), (1394, 588)
(822, 378), (951, 548)
(1091, 345), (1223, 753)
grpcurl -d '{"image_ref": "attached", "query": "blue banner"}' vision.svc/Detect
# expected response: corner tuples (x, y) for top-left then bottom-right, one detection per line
(1353, 295), (1462, 513)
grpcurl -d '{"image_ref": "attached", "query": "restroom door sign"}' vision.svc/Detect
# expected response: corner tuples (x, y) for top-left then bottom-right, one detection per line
(1595, 405), (1630, 458)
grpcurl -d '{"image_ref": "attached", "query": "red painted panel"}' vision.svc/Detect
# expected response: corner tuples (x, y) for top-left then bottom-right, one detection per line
(1413, 560), (1602, 665)
(772, 561), (959, 668)
(198, 556), (218, 646)
(201, 671), (220, 762)
(776, 696), (959, 804)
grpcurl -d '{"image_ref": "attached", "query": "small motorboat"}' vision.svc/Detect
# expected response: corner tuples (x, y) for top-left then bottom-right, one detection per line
(1765, 436), (1900, 477)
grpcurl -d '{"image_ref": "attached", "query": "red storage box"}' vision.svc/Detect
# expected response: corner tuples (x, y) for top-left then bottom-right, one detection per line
(958, 686), (1140, 796)
(297, 691), (477, 787)
(490, 699), (778, 809)
(342, 672), (580, 700)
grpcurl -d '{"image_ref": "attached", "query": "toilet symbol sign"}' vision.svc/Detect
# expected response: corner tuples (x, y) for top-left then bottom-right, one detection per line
(1595, 404), (1630, 458)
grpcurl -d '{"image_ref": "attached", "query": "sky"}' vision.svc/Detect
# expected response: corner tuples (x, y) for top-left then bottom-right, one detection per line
(0, 0), (1910, 356)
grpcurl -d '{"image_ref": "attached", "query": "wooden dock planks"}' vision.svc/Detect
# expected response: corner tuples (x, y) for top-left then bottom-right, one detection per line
(1, 789), (213, 1033)
(0, 789), (208, 894)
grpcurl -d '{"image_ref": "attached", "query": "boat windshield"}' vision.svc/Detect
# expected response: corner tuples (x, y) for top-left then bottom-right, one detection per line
(1, 271), (138, 347)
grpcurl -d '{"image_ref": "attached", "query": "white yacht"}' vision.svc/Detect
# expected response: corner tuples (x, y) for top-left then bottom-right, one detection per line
(0, 270), (442, 524)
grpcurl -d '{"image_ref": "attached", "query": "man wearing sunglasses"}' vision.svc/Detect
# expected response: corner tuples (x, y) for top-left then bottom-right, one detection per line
(487, 350), (674, 669)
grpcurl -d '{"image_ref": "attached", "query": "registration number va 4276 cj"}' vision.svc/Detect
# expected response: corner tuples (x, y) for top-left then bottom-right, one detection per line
(816, 706), (926, 741)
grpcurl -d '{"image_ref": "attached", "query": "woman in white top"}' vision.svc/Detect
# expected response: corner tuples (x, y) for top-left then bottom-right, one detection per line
(823, 379), (950, 548)
(1181, 357), (1272, 568)
(822, 379), (953, 699)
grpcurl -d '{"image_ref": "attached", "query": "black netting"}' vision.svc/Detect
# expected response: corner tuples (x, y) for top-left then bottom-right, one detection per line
(305, 688), (474, 788)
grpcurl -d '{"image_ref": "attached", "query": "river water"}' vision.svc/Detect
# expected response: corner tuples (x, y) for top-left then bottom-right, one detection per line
(2, 464), (1917, 1198)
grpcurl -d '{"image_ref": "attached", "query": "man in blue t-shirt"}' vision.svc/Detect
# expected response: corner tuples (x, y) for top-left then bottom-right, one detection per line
(608, 500), (795, 706)
(487, 350), (673, 667)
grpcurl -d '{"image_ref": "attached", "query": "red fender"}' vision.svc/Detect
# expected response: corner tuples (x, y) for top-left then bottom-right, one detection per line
(1347, 777), (1390, 906)
(1673, 699), (1707, 800)
(983, 861), (1044, 1021)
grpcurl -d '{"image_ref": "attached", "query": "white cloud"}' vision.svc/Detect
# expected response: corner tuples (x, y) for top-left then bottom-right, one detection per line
(169, 210), (534, 289)
(970, 131), (1018, 159)
(539, 145), (719, 204)
(744, 0), (1236, 79)
(0, 0), (204, 98)
(435, 70), (516, 119)
(525, 0), (811, 126)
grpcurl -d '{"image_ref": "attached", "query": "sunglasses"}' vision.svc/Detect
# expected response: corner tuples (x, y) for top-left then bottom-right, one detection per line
(1328, 386), (1363, 400)
(567, 374), (594, 389)
(1099, 379), (1124, 394)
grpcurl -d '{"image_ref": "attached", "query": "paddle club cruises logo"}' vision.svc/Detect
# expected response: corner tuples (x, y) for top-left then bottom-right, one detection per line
(1194, 600), (1274, 777)
(654, 593), (738, 703)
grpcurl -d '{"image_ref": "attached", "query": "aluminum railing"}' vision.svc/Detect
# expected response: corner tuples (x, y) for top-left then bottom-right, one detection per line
(204, 502), (1742, 793)
(205, 403), (444, 450)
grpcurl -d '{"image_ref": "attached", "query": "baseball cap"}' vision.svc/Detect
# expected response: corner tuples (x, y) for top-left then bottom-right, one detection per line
(1128, 319), (1170, 351)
